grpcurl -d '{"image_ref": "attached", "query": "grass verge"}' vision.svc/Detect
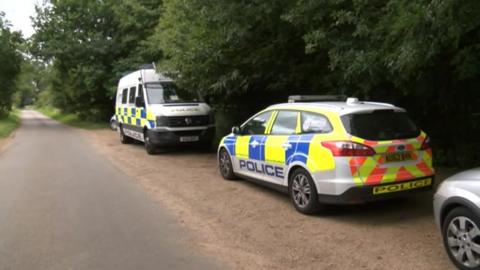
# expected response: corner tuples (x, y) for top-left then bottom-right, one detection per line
(37, 107), (107, 130)
(0, 110), (21, 138)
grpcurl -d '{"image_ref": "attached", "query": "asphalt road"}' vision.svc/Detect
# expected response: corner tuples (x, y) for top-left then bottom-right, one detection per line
(0, 110), (217, 270)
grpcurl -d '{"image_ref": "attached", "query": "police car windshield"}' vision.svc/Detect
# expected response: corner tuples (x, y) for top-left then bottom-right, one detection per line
(341, 110), (420, 141)
(145, 82), (200, 104)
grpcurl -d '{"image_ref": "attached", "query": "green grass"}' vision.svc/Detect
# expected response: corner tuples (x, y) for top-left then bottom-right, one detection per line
(37, 107), (107, 130)
(0, 110), (21, 138)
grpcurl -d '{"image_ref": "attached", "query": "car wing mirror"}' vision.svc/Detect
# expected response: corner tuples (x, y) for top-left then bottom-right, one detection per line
(232, 126), (240, 135)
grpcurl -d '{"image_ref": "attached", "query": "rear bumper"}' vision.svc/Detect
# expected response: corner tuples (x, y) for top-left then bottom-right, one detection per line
(147, 126), (215, 147)
(317, 176), (435, 204)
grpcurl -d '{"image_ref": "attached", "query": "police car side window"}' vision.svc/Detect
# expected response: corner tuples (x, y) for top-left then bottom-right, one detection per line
(270, 111), (298, 135)
(301, 112), (332, 134)
(128, 87), (136, 104)
(241, 111), (272, 135)
(121, 89), (128, 104)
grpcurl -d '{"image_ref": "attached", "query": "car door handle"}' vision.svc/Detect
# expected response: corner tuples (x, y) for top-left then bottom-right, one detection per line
(282, 143), (292, 150)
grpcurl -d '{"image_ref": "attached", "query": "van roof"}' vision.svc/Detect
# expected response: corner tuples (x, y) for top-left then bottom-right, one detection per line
(119, 69), (172, 87)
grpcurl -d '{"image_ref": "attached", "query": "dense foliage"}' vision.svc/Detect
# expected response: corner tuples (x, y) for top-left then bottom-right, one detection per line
(26, 0), (480, 166)
(30, 0), (162, 121)
(0, 13), (22, 118)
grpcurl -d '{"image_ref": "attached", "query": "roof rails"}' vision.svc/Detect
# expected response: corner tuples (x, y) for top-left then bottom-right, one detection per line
(288, 95), (347, 103)
(362, 101), (395, 107)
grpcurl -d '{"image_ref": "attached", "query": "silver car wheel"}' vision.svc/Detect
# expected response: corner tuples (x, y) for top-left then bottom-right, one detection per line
(447, 216), (480, 268)
(219, 150), (231, 176)
(292, 174), (311, 208)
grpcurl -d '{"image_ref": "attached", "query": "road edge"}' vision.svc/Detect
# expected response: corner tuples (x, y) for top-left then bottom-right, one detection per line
(0, 127), (19, 155)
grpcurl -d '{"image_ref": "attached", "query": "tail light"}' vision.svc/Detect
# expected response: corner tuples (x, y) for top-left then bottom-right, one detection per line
(321, 141), (376, 156)
(420, 137), (431, 150)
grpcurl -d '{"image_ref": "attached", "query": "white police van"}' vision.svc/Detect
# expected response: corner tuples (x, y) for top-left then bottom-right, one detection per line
(115, 66), (215, 154)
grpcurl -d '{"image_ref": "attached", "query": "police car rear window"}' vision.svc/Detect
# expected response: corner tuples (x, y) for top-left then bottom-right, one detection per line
(341, 110), (420, 141)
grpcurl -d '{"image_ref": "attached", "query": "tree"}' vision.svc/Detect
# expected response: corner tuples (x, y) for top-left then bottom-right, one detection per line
(0, 12), (22, 117)
(153, 0), (331, 121)
(286, 0), (480, 166)
(14, 60), (51, 108)
(30, 0), (162, 121)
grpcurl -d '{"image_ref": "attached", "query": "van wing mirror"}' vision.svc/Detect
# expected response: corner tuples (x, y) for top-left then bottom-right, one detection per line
(135, 96), (145, 108)
(232, 126), (240, 135)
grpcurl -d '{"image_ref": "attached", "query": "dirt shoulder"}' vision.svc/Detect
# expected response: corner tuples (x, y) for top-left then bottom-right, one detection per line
(87, 129), (455, 270)
(0, 128), (17, 154)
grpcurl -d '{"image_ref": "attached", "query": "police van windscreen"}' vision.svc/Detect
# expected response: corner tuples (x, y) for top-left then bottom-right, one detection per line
(341, 110), (420, 141)
(145, 82), (201, 104)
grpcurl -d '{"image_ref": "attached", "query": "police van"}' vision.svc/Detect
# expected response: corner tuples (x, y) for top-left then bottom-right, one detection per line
(115, 67), (215, 154)
(218, 96), (434, 214)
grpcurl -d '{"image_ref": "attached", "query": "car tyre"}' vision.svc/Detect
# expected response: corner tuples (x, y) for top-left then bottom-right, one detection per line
(110, 119), (117, 130)
(144, 131), (157, 155)
(119, 125), (133, 144)
(218, 148), (236, 180)
(289, 168), (323, 215)
(442, 207), (480, 270)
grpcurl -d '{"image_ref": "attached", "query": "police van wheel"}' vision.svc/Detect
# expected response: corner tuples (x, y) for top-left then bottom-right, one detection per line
(219, 148), (236, 180)
(289, 168), (322, 215)
(119, 126), (133, 144)
(144, 131), (157, 155)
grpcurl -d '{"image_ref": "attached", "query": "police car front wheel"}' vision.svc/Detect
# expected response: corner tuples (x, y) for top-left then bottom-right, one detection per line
(289, 168), (323, 214)
(219, 148), (236, 180)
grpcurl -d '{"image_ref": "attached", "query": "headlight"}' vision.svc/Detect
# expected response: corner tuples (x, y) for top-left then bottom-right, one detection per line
(156, 116), (168, 127)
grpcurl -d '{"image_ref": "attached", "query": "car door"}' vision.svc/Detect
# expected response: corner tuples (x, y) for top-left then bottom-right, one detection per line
(233, 110), (274, 180)
(264, 110), (300, 184)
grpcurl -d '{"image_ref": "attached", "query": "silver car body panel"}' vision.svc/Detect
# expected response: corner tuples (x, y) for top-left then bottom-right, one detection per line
(433, 168), (480, 229)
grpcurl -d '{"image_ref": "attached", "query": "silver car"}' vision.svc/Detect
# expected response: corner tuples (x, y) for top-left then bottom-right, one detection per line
(434, 168), (480, 270)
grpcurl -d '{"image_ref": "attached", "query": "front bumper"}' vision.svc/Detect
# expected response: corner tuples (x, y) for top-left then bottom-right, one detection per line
(317, 176), (435, 205)
(147, 126), (215, 147)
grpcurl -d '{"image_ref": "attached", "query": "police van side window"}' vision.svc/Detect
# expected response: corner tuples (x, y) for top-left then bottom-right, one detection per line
(241, 111), (272, 135)
(137, 84), (145, 106)
(301, 112), (332, 134)
(270, 111), (298, 135)
(128, 87), (136, 104)
(121, 89), (128, 104)
(138, 84), (144, 99)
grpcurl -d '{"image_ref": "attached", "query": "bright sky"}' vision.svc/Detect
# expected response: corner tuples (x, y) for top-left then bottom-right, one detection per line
(0, 0), (39, 38)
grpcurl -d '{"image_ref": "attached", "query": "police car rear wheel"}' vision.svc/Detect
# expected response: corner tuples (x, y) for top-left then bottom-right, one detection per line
(289, 168), (322, 214)
(219, 148), (236, 180)
(442, 207), (480, 270)
(119, 126), (133, 144)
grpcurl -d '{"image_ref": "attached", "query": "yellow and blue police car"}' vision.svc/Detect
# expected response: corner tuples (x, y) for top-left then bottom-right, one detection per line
(218, 96), (434, 214)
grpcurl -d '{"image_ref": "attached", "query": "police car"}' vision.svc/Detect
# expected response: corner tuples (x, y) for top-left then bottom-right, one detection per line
(218, 96), (434, 214)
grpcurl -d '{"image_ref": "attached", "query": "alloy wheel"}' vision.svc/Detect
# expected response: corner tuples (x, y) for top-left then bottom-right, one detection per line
(219, 150), (231, 176)
(292, 173), (311, 208)
(447, 216), (480, 268)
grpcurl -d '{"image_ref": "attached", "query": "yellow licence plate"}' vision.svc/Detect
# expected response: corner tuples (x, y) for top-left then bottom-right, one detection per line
(385, 152), (414, 162)
(373, 178), (432, 195)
